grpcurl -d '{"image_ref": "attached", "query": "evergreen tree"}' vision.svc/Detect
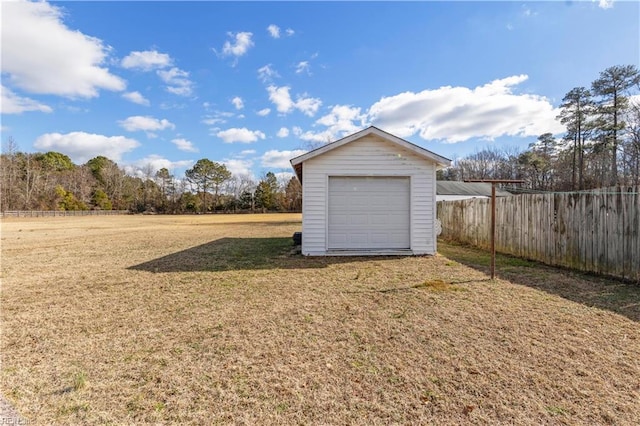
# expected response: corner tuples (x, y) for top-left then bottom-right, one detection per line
(185, 159), (231, 213)
(591, 65), (640, 186)
(557, 87), (594, 189)
(254, 172), (279, 211)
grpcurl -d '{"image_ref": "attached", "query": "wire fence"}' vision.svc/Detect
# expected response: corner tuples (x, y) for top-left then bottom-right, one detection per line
(1, 210), (130, 218)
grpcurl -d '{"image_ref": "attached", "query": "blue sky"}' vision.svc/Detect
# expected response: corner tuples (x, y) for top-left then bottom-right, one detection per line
(1, 0), (638, 181)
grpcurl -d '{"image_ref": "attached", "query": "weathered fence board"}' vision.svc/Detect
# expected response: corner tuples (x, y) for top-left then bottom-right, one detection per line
(438, 187), (640, 282)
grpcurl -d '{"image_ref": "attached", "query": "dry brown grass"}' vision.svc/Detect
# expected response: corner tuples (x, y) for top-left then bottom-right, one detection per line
(1, 214), (639, 425)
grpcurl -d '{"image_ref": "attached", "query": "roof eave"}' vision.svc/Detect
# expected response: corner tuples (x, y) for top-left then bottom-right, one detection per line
(289, 126), (452, 183)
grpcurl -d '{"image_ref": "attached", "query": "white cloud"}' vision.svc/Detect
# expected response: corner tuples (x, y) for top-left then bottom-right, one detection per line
(2, 1), (125, 98)
(267, 24), (280, 38)
(598, 0), (614, 9)
(261, 149), (307, 169)
(220, 32), (254, 63)
(217, 127), (266, 144)
(295, 61), (311, 75)
(367, 75), (564, 143)
(202, 117), (226, 126)
(231, 96), (244, 110)
(520, 5), (538, 17)
(34, 131), (139, 164)
(295, 95), (322, 117)
(125, 155), (194, 176)
(285, 28), (295, 37)
(240, 149), (256, 156)
(257, 64), (280, 83)
(299, 105), (366, 143)
(121, 50), (172, 71)
(122, 91), (150, 106)
(171, 138), (198, 153)
(257, 108), (271, 117)
(267, 85), (322, 116)
(1, 84), (52, 114)
(277, 127), (290, 138)
(224, 158), (254, 176)
(316, 105), (365, 129)
(202, 110), (235, 126)
(293, 76), (563, 145)
(267, 86), (295, 114)
(119, 116), (175, 132)
(157, 67), (194, 97)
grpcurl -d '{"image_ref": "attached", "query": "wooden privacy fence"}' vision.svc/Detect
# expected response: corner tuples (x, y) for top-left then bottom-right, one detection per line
(437, 187), (640, 282)
(1, 210), (130, 218)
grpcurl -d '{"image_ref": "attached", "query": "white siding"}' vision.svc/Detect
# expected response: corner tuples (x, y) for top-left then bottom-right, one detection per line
(301, 134), (437, 255)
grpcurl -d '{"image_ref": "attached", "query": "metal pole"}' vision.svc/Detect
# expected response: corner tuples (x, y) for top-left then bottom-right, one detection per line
(491, 183), (496, 280)
(464, 179), (524, 281)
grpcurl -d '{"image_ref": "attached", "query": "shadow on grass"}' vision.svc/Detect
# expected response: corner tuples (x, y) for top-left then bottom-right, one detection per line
(438, 240), (640, 322)
(128, 237), (406, 272)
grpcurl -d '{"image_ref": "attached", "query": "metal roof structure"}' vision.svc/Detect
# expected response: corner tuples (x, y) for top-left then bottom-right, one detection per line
(436, 181), (513, 197)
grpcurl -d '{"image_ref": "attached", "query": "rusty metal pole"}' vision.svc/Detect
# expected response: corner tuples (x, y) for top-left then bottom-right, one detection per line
(464, 179), (525, 281)
(491, 183), (496, 280)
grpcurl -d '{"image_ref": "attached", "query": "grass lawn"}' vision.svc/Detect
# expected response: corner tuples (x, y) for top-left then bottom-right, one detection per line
(1, 214), (639, 425)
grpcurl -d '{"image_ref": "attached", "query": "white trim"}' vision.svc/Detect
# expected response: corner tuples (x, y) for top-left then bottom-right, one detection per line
(324, 249), (415, 256)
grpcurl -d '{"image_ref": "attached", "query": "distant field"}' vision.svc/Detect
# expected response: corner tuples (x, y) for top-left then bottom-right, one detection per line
(1, 214), (639, 425)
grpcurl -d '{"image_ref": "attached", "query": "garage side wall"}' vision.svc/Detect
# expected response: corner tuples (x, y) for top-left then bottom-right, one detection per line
(301, 135), (437, 255)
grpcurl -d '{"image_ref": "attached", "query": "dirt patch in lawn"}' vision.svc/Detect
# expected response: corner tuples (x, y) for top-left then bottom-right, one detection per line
(2, 214), (639, 425)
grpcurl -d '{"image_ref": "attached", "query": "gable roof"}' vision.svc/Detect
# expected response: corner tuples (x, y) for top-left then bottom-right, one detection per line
(290, 126), (451, 183)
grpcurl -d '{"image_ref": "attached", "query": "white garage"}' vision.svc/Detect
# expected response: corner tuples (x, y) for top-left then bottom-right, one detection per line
(290, 126), (451, 256)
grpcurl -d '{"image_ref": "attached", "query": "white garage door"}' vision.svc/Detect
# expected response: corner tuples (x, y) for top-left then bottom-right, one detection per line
(328, 176), (410, 250)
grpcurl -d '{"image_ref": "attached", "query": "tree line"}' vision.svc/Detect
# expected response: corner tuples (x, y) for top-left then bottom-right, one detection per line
(440, 64), (640, 191)
(0, 143), (302, 213)
(3, 64), (638, 212)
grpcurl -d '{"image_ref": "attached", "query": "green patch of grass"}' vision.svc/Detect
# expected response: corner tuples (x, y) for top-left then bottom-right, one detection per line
(545, 405), (567, 416)
(72, 371), (87, 391)
(58, 402), (89, 416)
(418, 279), (465, 292)
(439, 242), (535, 269)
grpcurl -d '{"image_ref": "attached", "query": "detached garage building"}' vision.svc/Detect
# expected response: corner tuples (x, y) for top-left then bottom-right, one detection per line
(290, 126), (451, 256)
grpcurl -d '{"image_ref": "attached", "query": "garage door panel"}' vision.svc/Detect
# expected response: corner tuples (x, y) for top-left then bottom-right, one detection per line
(371, 232), (392, 244)
(370, 214), (389, 225)
(389, 232), (410, 244)
(329, 214), (349, 226)
(328, 177), (410, 250)
(349, 216), (369, 226)
(348, 233), (369, 245)
(370, 196), (390, 208)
